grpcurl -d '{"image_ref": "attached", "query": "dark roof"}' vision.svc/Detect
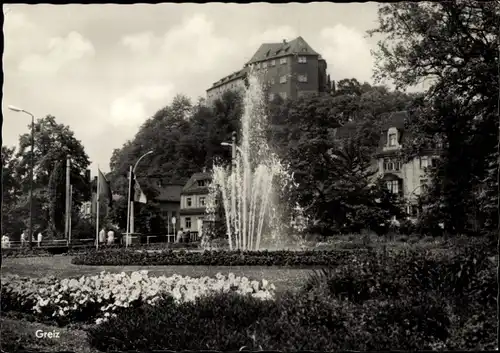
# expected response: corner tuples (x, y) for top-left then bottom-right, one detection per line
(381, 111), (407, 130)
(209, 67), (249, 90)
(247, 36), (319, 64)
(155, 184), (183, 202)
(182, 172), (212, 195)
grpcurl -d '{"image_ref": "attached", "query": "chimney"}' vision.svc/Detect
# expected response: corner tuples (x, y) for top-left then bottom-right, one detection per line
(283, 39), (287, 45)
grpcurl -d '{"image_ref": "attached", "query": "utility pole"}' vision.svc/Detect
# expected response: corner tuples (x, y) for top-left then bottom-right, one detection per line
(231, 131), (237, 249)
(68, 184), (73, 247)
(65, 156), (71, 239)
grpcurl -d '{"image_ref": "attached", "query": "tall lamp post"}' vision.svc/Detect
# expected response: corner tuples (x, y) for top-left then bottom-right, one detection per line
(8, 105), (35, 250)
(130, 151), (153, 235)
(221, 132), (239, 249)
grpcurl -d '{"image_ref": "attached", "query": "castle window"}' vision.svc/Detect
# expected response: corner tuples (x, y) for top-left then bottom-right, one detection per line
(298, 56), (307, 63)
(279, 75), (287, 84)
(298, 74), (308, 82)
(271, 59), (276, 66)
(263, 62), (267, 69)
(280, 57), (287, 65)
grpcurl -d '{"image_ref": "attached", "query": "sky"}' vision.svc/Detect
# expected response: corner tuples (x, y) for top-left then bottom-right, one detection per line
(2, 2), (416, 175)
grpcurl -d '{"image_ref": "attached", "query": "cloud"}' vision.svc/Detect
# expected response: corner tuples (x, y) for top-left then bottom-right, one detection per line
(247, 25), (298, 47)
(121, 31), (154, 54)
(317, 24), (375, 83)
(121, 14), (236, 77)
(3, 11), (43, 60)
(18, 31), (95, 75)
(109, 84), (176, 127)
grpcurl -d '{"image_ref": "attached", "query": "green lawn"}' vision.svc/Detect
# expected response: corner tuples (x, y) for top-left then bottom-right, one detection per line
(1, 255), (316, 293)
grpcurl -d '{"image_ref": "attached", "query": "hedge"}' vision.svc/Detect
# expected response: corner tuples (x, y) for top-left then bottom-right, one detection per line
(71, 249), (367, 266)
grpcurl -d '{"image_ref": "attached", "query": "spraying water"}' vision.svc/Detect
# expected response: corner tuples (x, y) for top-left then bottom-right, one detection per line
(206, 71), (308, 251)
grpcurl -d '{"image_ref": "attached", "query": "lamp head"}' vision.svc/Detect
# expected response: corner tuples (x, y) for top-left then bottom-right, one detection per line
(8, 105), (23, 112)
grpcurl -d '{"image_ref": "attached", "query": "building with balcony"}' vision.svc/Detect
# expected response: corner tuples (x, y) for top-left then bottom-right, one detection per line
(206, 36), (332, 106)
(179, 171), (212, 235)
(335, 111), (441, 218)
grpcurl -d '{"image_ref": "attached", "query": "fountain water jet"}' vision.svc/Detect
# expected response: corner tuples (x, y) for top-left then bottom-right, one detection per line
(206, 71), (307, 251)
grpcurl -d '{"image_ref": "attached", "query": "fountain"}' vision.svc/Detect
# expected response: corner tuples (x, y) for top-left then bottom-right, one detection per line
(206, 71), (308, 251)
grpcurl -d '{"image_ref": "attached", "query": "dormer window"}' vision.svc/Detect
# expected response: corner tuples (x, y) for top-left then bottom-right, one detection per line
(198, 180), (206, 187)
(420, 157), (429, 169)
(388, 133), (397, 146)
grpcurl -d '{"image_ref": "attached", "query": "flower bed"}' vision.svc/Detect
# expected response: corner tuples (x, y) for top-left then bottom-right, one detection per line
(1, 271), (275, 326)
(85, 244), (497, 351)
(71, 249), (364, 266)
(3, 242), (496, 351)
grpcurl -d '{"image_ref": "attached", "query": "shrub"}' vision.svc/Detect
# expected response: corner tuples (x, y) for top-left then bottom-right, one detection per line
(88, 293), (276, 351)
(88, 288), (454, 351)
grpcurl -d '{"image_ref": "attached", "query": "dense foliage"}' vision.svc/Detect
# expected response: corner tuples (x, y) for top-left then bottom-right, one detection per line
(1, 116), (91, 239)
(369, 1), (500, 233)
(84, 245), (496, 351)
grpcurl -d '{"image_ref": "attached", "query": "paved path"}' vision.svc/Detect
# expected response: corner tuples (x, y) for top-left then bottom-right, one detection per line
(1, 256), (316, 293)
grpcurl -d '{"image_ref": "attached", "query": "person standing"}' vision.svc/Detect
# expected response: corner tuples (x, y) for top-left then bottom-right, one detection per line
(176, 228), (184, 243)
(99, 228), (106, 244)
(37, 231), (43, 248)
(107, 228), (115, 245)
(2, 235), (11, 248)
(20, 231), (26, 247)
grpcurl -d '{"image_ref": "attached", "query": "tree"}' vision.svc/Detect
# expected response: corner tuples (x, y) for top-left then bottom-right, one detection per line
(14, 115), (91, 235)
(1, 146), (24, 238)
(107, 92), (244, 231)
(369, 1), (499, 233)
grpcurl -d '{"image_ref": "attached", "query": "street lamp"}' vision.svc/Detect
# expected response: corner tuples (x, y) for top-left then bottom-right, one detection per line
(133, 150), (154, 174)
(129, 150), (153, 237)
(8, 105), (35, 250)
